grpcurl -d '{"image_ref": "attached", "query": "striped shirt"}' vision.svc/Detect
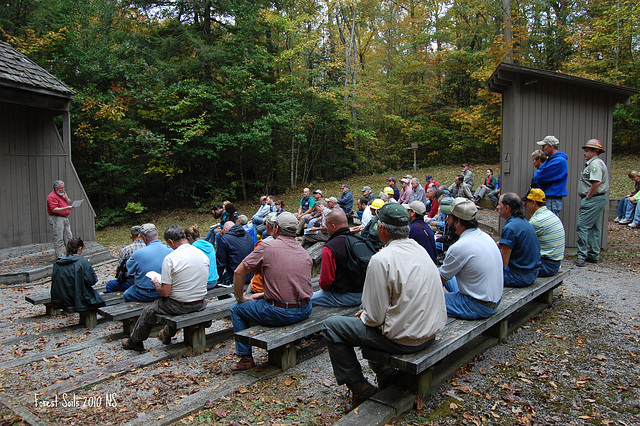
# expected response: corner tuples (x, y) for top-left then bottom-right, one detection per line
(529, 206), (565, 261)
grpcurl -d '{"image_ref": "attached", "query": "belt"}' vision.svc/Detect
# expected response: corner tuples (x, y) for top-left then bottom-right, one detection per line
(545, 196), (562, 199)
(173, 299), (204, 306)
(268, 299), (309, 309)
(470, 297), (498, 308)
(580, 193), (605, 199)
(49, 214), (66, 217)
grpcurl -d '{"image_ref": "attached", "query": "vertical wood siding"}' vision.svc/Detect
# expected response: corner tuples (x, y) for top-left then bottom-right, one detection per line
(0, 102), (96, 249)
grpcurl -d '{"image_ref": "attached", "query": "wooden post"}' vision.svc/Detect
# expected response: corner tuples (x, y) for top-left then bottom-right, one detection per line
(269, 344), (297, 370)
(184, 323), (210, 353)
(79, 310), (98, 328)
(45, 304), (63, 316)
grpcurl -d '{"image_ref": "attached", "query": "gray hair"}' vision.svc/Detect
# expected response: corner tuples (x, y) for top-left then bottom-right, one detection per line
(379, 222), (410, 239)
(277, 226), (296, 238)
(164, 224), (186, 242)
(53, 180), (64, 189)
(411, 178), (420, 185)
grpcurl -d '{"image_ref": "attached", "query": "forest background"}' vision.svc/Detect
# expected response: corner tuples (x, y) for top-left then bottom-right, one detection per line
(2, 0), (640, 226)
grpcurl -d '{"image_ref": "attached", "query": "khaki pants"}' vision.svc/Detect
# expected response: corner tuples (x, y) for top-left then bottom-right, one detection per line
(48, 215), (72, 258)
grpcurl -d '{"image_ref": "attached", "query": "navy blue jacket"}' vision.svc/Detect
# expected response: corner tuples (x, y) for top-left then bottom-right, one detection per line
(409, 219), (438, 263)
(217, 224), (254, 284)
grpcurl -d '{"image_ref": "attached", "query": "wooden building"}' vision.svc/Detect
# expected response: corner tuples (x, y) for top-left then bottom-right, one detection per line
(487, 63), (638, 248)
(0, 41), (96, 250)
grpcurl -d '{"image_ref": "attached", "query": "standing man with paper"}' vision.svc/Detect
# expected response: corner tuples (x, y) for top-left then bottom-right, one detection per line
(47, 180), (75, 258)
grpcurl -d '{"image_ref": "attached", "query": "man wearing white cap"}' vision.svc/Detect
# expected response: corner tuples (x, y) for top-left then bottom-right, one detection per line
(575, 139), (609, 267)
(439, 198), (503, 319)
(533, 135), (568, 216)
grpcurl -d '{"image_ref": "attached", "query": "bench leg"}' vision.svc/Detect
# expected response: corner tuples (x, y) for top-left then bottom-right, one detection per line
(269, 343), (297, 370)
(122, 318), (137, 336)
(45, 304), (63, 316)
(79, 310), (98, 328)
(397, 369), (433, 396)
(485, 318), (508, 342)
(184, 321), (211, 353)
(536, 287), (555, 306)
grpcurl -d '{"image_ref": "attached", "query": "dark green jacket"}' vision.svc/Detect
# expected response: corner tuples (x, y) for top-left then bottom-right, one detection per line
(360, 216), (385, 251)
(51, 255), (105, 312)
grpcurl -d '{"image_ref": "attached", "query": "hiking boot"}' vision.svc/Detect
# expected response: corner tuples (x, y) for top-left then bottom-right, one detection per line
(375, 366), (399, 390)
(230, 355), (255, 371)
(575, 258), (586, 267)
(346, 380), (377, 412)
(158, 329), (171, 345)
(122, 337), (145, 352)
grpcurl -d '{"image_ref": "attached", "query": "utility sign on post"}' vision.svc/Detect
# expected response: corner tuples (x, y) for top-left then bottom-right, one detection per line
(411, 143), (418, 172)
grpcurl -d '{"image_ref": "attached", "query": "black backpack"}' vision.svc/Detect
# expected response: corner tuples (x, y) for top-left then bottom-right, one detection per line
(341, 234), (376, 285)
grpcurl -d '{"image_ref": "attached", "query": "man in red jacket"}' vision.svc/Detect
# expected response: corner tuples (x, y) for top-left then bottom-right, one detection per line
(47, 180), (75, 258)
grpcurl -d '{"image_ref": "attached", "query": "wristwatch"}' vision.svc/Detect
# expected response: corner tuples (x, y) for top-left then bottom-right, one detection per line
(235, 296), (244, 302)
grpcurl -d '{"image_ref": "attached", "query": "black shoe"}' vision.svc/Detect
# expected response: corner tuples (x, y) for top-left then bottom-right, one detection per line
(585, 257), (599, 264)
(375, 366), (399, 390)
(122, 337), (145, 351)
(575, 258), (586, 267)
(158, 329), (171, 345)
(346, 380), (377, 412)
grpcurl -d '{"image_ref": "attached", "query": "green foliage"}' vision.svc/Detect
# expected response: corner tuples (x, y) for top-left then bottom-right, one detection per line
(125, 202), (147, 214)
(2, 0), (639, 216)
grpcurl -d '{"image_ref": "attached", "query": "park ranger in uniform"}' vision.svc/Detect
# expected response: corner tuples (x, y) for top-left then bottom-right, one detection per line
(575, 139), (609, 267)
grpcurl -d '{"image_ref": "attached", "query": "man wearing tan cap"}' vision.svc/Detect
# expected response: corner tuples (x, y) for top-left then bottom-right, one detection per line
(575, 139), (609, 267)
(533, 135), (568, 215)
(439, 198), (503, 319)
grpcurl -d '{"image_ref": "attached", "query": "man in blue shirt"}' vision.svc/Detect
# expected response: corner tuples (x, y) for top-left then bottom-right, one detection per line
(496, 193), (541, 287)
(533, 135), (568, 216)
(124, 223), (173, 302)
(337, 184), (354, 215)
(404, 200), (437, 263)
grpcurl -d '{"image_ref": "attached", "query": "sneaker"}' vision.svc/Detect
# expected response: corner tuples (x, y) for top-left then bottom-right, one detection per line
(613, 217), (621, 223)
(346, 380), (377, 412)
(122, 337), (145, 352)
(619, 219), (632, 224)
(230, 355), (255, 371)
(629, 222), (638, 228)
(158, 329), (171, 345)
(575, 258), (586, 267)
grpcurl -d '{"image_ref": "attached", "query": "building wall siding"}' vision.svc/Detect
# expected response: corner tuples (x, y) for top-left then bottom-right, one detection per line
(0, 102), (95, 249)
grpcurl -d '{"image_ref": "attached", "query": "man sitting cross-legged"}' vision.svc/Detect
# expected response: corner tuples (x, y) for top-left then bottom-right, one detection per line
(523, 188), (565, 277)
(311, 210), (375, 307)
(497, 192), (541, 287)
(122, 224), (209, 351)
(439, 198), (503, 319)
(322, 203), (447, 412)
(229, 212), (314, 371)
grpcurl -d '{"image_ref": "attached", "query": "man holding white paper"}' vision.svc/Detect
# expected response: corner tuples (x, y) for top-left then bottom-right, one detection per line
(46, 180), (75, 258)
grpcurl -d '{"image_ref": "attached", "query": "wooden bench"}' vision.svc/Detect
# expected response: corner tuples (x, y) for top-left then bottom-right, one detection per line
(234, 305), (359, 370)
(306, 242), (324, 277)
(25, 286), (124, 327)
(361, 271), (569, 396)
(98, 285), (237, 334)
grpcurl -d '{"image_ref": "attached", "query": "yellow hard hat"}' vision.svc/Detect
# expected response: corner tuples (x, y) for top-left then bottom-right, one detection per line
(370, 198), (385, 210)
(383, 186), (394, 195)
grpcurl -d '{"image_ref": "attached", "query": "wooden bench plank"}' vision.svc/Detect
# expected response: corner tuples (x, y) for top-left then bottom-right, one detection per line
(25, 285), (108, 305)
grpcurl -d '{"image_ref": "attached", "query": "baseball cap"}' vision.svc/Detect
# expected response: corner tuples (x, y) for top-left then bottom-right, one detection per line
(340, 184), (349, 189)
(400, 178), (409, 184)
(425, 174), (433, 181)
(377, 202), (410, 226)
(130, 225), (141, 235)
(388, 177), (396, 182)
(441, 198), (477, 221)
(403, 200), (426, 216)
(313, 189), (322, 195)
(140, 223), (157, 236)
(524, 188), (546, 203)
(327, 197), (338, 203)
(536, 135), (560, 146)
(264, 212), (278, 226)
(275, 212), (298, 233)
(361, 186), (372, 192)
(461, 163), (468, 168)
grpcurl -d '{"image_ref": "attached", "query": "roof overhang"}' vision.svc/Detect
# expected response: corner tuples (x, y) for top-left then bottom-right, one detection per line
(0, 81), (73, 112)
(487, 62), (638, 103)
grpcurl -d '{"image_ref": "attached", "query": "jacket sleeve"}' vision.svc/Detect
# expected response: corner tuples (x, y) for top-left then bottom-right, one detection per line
(534, 156), (568, 186)
(318, 246), (336, 290)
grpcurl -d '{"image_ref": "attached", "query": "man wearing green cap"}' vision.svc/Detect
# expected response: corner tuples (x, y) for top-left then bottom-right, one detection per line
(323, 203), (447, 412)
(575, 139), (609, 267)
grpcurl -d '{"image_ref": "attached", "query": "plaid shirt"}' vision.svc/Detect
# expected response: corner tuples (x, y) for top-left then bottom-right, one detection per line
(117, 239), (146, 265)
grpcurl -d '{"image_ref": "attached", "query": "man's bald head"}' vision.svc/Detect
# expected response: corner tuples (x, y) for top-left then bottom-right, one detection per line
(325, 209), (348, 236)
(222, 221), (235, 233)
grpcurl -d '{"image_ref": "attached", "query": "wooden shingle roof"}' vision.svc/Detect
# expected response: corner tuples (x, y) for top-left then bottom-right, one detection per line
(0, 41), (74, 99)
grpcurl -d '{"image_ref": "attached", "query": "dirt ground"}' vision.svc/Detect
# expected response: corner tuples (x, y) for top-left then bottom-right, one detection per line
(0, 212), (639, 425)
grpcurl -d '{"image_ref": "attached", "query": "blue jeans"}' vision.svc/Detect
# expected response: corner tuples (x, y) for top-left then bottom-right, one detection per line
(106, 278), (134, 293)
(623, 198), (638, 221)
(230, 299), (312, 355)
(538, 258), (561, 277)
(123, 285), (162, 302)
(252, 216), (265, 226)
(503, 265), (538, 287)
(443, 277), (497, 320)
(546, 198), (563, 216)
(311, 290), (362, 307)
